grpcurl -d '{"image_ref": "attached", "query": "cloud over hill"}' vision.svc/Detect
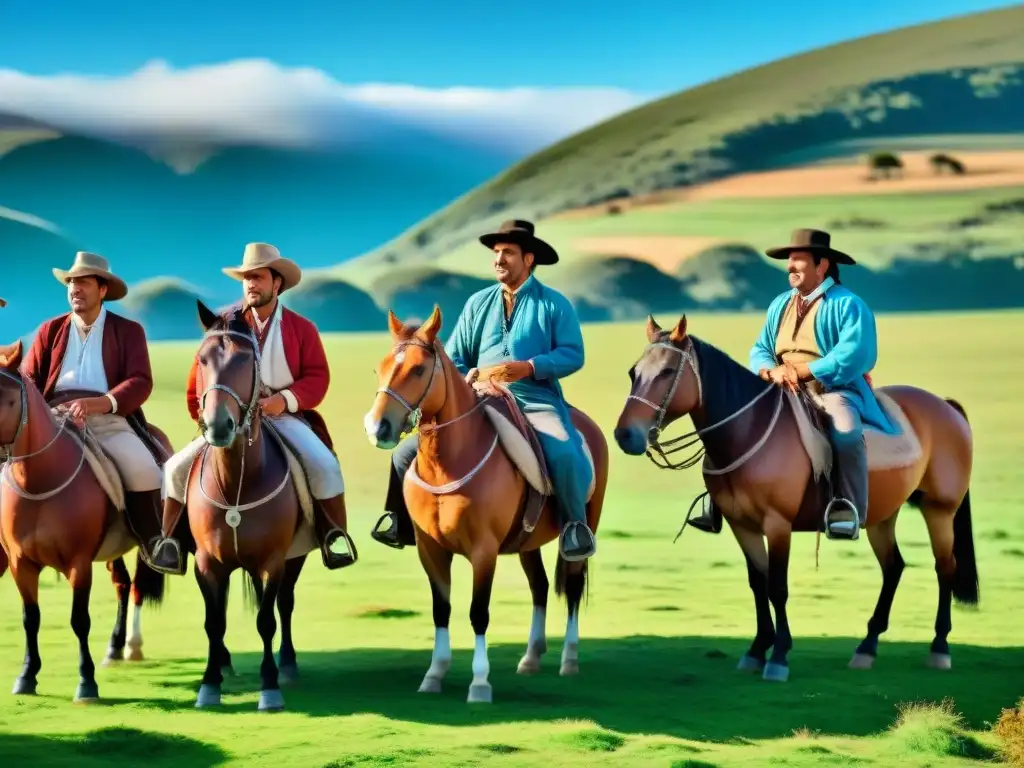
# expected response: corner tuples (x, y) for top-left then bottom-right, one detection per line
(0, 59), (650, 168)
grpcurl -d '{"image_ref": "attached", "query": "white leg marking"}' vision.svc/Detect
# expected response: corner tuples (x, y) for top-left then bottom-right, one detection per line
(124, 602), (144, 661)
(560, 612), (579, 676)
(468, 633), (492, 703)
(517, 606), (547, 674)
(418, 627), (451, 693)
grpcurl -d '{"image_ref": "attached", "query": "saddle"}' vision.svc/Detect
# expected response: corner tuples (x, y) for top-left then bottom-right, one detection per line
(480, 387), (596, 554)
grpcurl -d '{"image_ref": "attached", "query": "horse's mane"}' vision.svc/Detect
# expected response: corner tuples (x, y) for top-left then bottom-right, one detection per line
(689, 335), (767, 426)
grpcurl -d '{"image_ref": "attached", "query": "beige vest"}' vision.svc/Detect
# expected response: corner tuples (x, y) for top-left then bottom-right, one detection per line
(775, 296), (824, 394)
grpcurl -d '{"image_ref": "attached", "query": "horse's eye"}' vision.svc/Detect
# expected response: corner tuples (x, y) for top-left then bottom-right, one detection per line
(658, 368), (674, 379)
(412, 364), (426, 376)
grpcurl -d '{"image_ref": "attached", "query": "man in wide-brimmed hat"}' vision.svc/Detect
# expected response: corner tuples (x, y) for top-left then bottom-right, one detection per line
(150, 243), (357, 574)
(370, 219), (598, 562)
(20, 251), (167, 560)
(687, 228), (898, 541)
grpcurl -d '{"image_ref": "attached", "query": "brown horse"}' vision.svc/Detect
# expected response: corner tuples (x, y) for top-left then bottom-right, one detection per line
(0, 340), (172, 702)
(613, 315), (978, 682)
(363, 306), (608, 703)
(183, 302), (330, 712)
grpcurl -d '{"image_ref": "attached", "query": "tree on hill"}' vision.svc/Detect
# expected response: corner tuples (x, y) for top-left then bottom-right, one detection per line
(930, 152), (966, 175)
(867, 151), (904, 180)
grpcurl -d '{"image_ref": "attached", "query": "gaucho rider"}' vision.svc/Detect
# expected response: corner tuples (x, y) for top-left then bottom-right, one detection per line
(20, 252), (167, 559)
(370, 219), (598, 562)
(149, 243), (357, 574)
(686, 228), (896, 540)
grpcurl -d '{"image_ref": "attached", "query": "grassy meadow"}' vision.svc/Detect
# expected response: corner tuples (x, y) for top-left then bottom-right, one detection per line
(1, 308), (1023, 767)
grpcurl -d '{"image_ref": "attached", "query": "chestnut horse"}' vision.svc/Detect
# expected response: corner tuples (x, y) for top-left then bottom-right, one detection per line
(614, 315), (978, 682)
(364, 306), (608, 704)
(0, 340), (172, 702)
(182, 302), (324, 712)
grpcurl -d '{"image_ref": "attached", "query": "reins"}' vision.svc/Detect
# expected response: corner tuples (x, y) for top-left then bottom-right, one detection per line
(376, 338), (499, 495)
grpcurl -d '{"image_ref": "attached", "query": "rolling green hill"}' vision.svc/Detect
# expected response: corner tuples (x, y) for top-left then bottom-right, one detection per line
(338, 4), (1024, 284)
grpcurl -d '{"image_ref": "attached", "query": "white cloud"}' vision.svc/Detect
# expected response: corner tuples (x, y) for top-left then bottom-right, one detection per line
(0, 59), (651, 162)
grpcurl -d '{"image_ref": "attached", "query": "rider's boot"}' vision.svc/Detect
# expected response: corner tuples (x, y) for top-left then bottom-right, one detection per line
(150, 497), (188, 575)
(824, 436), (869, 540)
(314, 493), (358, 569)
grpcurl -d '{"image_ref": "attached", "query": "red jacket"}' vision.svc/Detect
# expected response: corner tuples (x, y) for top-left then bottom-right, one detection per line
(22, 310), (153, 419)
(186, 305), (334, 450)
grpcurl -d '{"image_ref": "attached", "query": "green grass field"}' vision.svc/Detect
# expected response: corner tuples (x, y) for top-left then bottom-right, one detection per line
(2, 310), (1023, 767)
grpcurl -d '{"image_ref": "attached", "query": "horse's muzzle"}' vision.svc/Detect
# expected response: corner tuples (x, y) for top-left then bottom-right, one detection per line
(613, 425), (647, 456)
(363, 411), (399, 449)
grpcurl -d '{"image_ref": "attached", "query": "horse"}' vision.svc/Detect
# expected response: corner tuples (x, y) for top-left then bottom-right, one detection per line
(363, 305), (609, 703)
(0, 340), (172, 702)
(613, 314), (978, 682)
(182, 301), (327, 712)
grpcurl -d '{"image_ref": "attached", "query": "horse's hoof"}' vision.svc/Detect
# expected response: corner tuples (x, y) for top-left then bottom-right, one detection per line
(220, 665), (236, 678)
(559, 659), (579, 677)
(418, 676), (443, 694)
(849, 653), (875, 670)
(102, 650), (124, 667)
(258, 689), (285, 712)
(74, 681), (100, 703)
(467, 682), (492, 703)
(762, 662), (790, 682)
(517, 655), (541, 675)
(928, 652), (952, 670)
(736, 654), (765, 672)
(279, 663), (299, 684)
(195, 684), (221, 708)
(123, 645), (144, 662)
(12, 677), (36, 695)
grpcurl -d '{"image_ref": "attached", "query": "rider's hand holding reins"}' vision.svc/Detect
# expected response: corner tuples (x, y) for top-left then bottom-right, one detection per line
(259, 393), (287, 417)
(477, 361), (533, 385)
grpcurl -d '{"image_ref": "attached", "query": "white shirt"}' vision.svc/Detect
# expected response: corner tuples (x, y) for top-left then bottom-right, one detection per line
(250, 303), (299, 413)
(54, 306), (119, 413)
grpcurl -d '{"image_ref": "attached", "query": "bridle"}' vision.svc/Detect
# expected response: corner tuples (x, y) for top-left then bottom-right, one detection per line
(197, 326), (262, 444)
(0, 368), (86, 501)
(625, 336), (781, 474)
(375, 337), (499, 494)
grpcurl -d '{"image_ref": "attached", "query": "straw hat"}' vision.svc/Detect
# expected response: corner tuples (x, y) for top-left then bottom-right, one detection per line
(222, 243), (302, 293)
(52, 252), (128, 300)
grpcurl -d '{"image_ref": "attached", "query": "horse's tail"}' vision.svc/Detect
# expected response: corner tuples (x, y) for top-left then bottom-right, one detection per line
(241, 570), (264, 614)
(554, 554), (590, 615)
(945, 397), (979, 607)
(0, 546), (7, 580)
(132, 552), (167, 606)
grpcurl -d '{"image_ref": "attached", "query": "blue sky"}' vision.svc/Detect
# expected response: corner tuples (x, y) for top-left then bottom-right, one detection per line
(1, 0), (1015, 92)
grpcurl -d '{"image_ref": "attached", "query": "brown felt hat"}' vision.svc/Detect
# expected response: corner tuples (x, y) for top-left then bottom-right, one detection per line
(52, 251), (128, 300)
(765, 228), (856, 265)
(479, 219), (558, 265)
(0, 297), (6, 307)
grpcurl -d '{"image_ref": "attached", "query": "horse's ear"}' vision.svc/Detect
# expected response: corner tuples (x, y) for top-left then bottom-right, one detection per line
(416, 304), (443, 343)
(196, 299), (218, 331)
(669, 314), (688, 344)
(0, 339), (22, 370)
(387, 309), (403, 339)
(646, 314), (662, 342)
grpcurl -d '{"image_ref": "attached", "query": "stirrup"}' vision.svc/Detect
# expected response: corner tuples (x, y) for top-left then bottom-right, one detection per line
(370, 512), (406, 550)
(148, 537), (186, 575)
(823, 497), (862, 541)
(322, 527), (359, 569)
(559, 521), (596, 562)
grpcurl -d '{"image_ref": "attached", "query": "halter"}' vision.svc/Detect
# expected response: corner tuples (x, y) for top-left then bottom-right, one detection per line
(376, 337), (443, 435)
(0, 368), (86, 501)
(626, 339), (703, 440)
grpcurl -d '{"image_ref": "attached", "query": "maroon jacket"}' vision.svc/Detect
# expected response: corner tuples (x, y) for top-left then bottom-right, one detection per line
(21, 310), (154, 421)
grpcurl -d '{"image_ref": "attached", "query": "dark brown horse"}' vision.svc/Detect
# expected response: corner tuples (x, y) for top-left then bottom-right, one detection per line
(364, 306), (609, 703)
(0, 341), (171, 702)
(614, 315), (978, 681)
(182, 302), (324, 712)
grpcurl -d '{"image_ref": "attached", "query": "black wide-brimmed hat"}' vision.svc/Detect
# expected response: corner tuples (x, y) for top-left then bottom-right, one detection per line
(479, 219), (559, 265)
(765, 228), (856, 265)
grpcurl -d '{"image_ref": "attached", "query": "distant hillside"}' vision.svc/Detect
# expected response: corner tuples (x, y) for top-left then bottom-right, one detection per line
(344, 4), (1024, 275)
(279, 276), (385, 332)
(119, 277), (208, 341)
